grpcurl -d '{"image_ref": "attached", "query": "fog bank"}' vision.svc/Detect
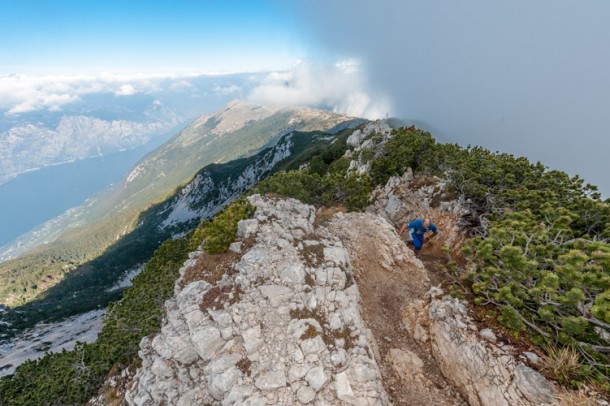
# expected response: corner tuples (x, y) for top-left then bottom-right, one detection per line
(295, 0), (610, 195)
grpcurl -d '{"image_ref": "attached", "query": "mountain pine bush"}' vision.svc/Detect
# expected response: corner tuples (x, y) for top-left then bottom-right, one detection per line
(366, 126), (609, 387)
(254, 135), (372, 213)
(190, 197), (255, 254)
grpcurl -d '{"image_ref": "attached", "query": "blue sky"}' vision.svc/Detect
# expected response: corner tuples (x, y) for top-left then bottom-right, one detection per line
(0, 0), (305, 74)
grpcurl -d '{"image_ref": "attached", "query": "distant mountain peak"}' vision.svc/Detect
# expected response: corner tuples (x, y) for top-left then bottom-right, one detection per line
(205, 100), (278, 136)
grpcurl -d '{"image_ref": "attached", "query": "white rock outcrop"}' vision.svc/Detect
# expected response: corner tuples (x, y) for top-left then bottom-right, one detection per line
(125, 195), (389, 405)
(369, 170), (466, 226)
(345, 121), (392, 175)
(403, 293), (557, 406)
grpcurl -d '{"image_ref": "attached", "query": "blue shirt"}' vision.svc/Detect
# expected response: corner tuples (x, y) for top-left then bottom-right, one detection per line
(407, 219), (438, 235)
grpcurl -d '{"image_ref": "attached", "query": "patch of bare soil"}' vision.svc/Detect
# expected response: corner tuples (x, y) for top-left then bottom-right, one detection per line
(328, 213), (466, 406)
(179, 235), (256, 289)
(179, 251), (239, 289)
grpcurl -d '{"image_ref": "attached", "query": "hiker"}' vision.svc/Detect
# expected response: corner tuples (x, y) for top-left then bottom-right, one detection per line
(398, 217), (439, 254)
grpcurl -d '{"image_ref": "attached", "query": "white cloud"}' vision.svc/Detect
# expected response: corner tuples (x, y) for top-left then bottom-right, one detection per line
(115, 84), (136, 96)
(213, 84), (241, 96)
(0, 66), (390, 119)
(0, 76), (83, 114)
(169, 80), (194, 91)
(0, 72), (217, 115)
(248, 60), (390, 119)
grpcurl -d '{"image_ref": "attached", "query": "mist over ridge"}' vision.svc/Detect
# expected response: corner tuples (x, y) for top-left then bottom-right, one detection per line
(295, 0), (610, 196)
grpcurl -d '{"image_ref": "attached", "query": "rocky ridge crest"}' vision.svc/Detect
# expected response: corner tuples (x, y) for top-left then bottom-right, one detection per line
(125, 195), (389, 405)
(344, 121), (558, 405)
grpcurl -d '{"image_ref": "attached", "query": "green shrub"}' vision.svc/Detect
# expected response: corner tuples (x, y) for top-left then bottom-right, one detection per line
(255, 170), (324, 205)
(190, 198), (255, 254)
(366, 126), (609, 388)
(369, 127), (439, 184)
(254, 169), (371, 212)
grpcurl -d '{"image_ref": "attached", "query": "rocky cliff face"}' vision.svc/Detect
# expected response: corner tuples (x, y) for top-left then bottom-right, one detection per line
(157, 132), (296, 235)
(125, 195), (389, 405)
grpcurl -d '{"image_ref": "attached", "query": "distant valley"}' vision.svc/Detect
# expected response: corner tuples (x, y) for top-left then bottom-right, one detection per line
(0, 135), (175, 248)
(0, 102), (181, 185)
(0, 73), (275, 259)
(0, 73), (268, 186)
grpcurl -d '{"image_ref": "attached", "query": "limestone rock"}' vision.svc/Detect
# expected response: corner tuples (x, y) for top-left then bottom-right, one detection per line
(237, 218), (258, 239)
(297, 385), (317, 404)
(515, 364), (556, 405)
(335, 371), (356, 403)
(305, 366), (330, 392)
(124, 195), (389, 405)
(479, 328), (497, 343)
(388, 348), (425, 380)
(288, 364), (310, 383)
(408, 295), (557, 406)
(209, 367), (242, 400)
(258, 284), (293, 307)
(229, 242), (242, 253)
(254, 370), (286, 390)
(192, 326), (225, 361)
(521, 351), (540, 366)
(346, 129), (363, 148)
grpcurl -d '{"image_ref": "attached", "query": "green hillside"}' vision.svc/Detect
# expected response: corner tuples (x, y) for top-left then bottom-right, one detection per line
(0, 101), (350, 307)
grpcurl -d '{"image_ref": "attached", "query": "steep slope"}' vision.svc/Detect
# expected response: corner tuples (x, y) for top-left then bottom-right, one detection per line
(0, 101), (352, 306)
(0, 127), (360, 346)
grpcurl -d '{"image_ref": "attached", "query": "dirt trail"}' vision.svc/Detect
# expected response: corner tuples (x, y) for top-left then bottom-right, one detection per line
(328, 212), (465, 406)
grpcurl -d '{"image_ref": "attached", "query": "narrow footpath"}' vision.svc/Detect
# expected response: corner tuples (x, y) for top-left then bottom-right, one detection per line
(328, 212), (466, 405)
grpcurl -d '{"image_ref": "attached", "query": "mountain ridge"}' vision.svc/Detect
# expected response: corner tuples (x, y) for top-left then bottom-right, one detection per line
(0, 100), (351, 273)
(0, 114), (361, 344)
(1, 119), (607, 405)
